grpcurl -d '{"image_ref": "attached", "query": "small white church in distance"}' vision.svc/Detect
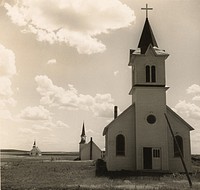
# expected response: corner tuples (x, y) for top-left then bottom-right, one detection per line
(79, 123), (102, 160)
(103, 6), (194, 173)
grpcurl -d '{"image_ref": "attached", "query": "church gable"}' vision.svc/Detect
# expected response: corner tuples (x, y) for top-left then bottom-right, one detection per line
(103, 104), (135, 136)
(166, 106), (193, 172)
(166, 106), (194, 131)
(81, 141), (101, 160)
(103, 104), (136, 171)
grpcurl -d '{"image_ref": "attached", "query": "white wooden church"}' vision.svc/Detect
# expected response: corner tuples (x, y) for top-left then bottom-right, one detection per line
(103, 6), (194, 173)
(30, 140), (42, 156)
(79, 123), (102, 160)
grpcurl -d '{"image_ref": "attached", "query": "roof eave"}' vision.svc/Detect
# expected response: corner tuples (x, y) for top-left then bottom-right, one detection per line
(166, 106), (194, 131)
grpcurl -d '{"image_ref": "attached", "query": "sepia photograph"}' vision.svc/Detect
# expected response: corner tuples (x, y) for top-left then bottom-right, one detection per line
(0, 0), (200, 189)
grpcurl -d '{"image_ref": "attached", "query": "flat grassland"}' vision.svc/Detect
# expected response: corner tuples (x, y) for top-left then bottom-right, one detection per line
(1, 152), (200, 190)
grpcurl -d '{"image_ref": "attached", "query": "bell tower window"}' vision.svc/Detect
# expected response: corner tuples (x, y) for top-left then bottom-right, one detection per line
(145, 65), (156, 83)
(146, 65), (150, 82)
(151, 66), (156, 82)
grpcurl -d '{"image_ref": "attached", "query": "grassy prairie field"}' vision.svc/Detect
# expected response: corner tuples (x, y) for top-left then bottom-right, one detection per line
(1, 152), (200, 190)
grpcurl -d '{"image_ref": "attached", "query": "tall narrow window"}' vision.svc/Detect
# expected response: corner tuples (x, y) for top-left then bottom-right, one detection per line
(151, 66), (156, 82)
(174, 135), (183, 157)
(146, 65), (150, 82)
(116, 134), (125, 156)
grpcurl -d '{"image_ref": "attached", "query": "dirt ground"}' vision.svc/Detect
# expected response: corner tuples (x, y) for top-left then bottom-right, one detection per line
(1, 154), (200, 190)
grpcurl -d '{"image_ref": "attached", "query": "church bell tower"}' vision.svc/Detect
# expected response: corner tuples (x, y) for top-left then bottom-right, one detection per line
(129, 5), (170, 170)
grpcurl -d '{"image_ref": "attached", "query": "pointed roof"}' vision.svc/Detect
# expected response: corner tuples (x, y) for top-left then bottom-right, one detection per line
(138, 18), (158, 54)
(166, 106), (194, 131)
(33, 140), (36, 148)
(103, 104), (135, 136)
(81, 122), (86, 137)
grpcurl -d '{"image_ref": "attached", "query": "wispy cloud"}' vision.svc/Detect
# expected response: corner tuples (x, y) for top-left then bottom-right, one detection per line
(35, 75), (114, 118)
(47, 59), (57, 65)
(19, 105), (52, 120)
(4, 0), (135, 54)
(114, 70), (119, 76)
(19, 119), (70, 136)
(44, 120), (70, 129)
(187, 84), (200, 94)
(186, 84), (200, 101)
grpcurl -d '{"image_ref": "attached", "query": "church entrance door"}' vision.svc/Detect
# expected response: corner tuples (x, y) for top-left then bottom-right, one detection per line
(152, 148), (161, 170)
(143, 147), (161, 170)
(143, 147), (152, 169)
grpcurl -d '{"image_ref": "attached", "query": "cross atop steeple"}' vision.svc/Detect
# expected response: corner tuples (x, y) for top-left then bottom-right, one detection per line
(141, 4), (153, 18)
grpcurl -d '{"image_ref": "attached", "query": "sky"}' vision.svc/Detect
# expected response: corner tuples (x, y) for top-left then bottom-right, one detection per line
(0, 0), (199, 153)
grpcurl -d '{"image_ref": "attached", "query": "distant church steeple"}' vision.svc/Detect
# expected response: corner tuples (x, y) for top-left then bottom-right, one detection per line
(33, 140), (36, 148)
(80, 122), (86, 144)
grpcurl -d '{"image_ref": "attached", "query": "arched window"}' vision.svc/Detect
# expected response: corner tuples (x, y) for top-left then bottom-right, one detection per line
(174, 135), (183, 157)
(146, 65), (150, 82)
(116, 134), (125, 156)
(151, 66), (156, 82)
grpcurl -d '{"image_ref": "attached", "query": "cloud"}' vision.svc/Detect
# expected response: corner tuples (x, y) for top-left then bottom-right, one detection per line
(0, 76), (13, 97)
(175, 100), (200, 120)
(193, 96), (200, 101)
(90, 94), (114, 118)
(47, 59), (57, 65)
(0, 43), (16, 76)
(186, 84), (200, 102)
(32, 124), (53, 131)
(0, 109), (12, 120)
(35, 75), (114, 118)
(0, 44), (17, 119)
(55, 120), (70, 128)
(114, 70), (119, 76)
(19, 127), (39, 134)
(187, 84), (200, 94)
(4, 0), (135, 54)
(0, 44), (16, 99)
(19, 105), (52, 120)
(19, 119), (69, 136)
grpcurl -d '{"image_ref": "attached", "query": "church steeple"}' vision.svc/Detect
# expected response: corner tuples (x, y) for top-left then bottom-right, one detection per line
(138, 18), (158, 54)
(129, 4), (169, 93)
(33, 140), (36, 148)
(80, 122), (86, 144)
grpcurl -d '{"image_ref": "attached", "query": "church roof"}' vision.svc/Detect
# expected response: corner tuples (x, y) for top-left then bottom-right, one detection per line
(166, 106), (194, 131)
(103, 104), (135, 135)
(132, 45), (168, 56)
(138, 18), (158, 54)
(88, 139), (101, 152)
(30, 146), (42, 153)
(103, 104), (194, 136)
